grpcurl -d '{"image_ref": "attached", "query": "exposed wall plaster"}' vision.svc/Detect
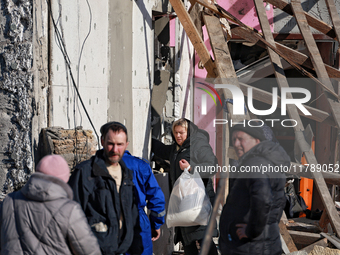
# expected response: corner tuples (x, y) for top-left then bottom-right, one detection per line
(0, 0), (33, 198)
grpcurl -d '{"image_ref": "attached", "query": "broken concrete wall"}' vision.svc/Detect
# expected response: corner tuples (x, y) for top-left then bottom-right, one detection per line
(0, 0), (34, 198)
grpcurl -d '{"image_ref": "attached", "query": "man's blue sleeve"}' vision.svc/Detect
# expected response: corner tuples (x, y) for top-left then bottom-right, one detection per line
(143, 162), (166, 230)
(123, 152), (166, 230)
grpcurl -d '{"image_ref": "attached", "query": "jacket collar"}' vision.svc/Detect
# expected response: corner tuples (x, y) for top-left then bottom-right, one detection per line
(21, 172), (73, 200)
(92, 150), (131, 180)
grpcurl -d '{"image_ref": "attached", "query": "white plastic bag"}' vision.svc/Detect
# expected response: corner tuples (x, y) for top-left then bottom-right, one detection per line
(166, 168), (212, 228)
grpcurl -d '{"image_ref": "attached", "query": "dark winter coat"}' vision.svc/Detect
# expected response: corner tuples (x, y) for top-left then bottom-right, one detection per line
(152, 120), (218, 246)
(219, 140), (289, 255)
(0, 173), (101, 255)
(68, 150), (143, 255)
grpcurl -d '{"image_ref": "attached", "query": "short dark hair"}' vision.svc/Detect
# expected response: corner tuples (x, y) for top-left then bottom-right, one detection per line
(100, 121), (128, 141)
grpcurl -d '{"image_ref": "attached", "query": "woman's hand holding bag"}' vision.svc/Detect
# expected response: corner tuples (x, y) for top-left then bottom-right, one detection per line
(166, 168), (212, 228)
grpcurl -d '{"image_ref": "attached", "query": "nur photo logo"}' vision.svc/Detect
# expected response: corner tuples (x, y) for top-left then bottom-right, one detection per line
(197, 82), (222, 115)
(198, 83), (312, 116)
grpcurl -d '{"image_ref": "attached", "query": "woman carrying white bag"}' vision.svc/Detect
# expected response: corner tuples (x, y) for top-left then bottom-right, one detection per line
(152, 118), (218, 255)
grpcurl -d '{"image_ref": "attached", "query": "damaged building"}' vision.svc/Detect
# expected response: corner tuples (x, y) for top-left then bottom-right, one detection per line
(1, 0), (340, 253)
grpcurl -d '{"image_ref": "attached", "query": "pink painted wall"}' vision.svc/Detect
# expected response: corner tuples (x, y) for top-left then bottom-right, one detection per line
(219, 0), (274, 32)
(169, 17), (176, 47)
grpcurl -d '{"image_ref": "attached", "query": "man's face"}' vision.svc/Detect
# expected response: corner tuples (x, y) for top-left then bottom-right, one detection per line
(101, 129), (129, 165)
(232, 130), (260, 158)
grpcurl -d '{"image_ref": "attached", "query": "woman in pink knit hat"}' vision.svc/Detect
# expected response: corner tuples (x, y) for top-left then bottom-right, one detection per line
(0, 155), (102, 255)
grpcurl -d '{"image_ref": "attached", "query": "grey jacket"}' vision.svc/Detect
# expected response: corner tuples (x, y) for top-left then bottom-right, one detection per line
(0, 172), (101, 255)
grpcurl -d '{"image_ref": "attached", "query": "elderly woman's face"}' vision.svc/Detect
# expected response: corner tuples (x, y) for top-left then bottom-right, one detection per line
(173, 125), (187, 146)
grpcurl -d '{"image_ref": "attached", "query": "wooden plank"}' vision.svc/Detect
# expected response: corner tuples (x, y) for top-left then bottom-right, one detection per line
(188, 1), (203, 39)
(291, 0), (340, 129)
(254, 0), (340, 237)
(319, 210), (331, 233)
(281, 211), (289, 225)
(169, 0), (217, 78)
(280, 234), (290, 254)
(320, 233), (340, 249)
(325, 0), (340, 41)
(325, 0), (340, 79)
(291, 0), (340, 236)
(203, 15), (237, 80)
(301, 238), (328, 253)
(188, 0), (196, 13)
(199, 14), (250, 255)
(265, 0), (336, 39)
(238, 82), (335, 126)
(195, 0), (340, 100)
(286, 220), (321, 233)
(304, 150), (340, 237)
(288, 230), (322, 245)
(230, 25), (340, 79)
(290, 2), (340, 233)
(279, 221), (298, 253)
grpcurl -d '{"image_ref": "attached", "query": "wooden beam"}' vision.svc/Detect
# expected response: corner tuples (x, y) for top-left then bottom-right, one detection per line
(254, 0), (340, 237)
(325, 0), (340, 41)
(291, 0), (340, 237)
(264, 0), (336, 39)
(279, 221), (298, 253)
(203, 14), (247, 118)
(169, 0), (217, 78)
(320, 233), (340, 249)
(203, 15), (237, 80)
(288, 230), (322, 245)
(291, 0), (340, 128)
(230, 25), (340, 79)
(188, 0), (196, 13)
(280, 234), (290, 254)
(286, 219), (321, 233)
(198, 13), (250, 255)
(319, 210), (331, 233)
(325, 0), (340, 77)
(194, 0), (340, 100)
(289, 2), (340, 233)
(301, 238), (328, 253)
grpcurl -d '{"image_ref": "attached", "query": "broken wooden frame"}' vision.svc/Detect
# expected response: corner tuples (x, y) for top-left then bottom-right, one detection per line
(168, 0), (340, 253)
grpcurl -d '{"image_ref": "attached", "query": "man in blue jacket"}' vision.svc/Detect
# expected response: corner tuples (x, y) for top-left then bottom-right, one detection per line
(123, 151), (166, 255)
(68, 122), (143, 255)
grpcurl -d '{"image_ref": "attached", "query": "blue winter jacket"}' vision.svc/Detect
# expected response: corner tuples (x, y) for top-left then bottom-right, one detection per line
(123, 151), (166, 255)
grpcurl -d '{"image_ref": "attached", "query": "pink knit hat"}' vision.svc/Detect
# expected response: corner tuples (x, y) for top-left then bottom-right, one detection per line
(36, 155), (70, 183)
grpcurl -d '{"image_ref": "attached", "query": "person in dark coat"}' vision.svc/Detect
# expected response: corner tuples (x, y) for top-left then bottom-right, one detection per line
(68, 122), (143, 255)
(0, 155), (101, 255)
(219, 123), (289, 255)
(152, 118), (218, 255)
